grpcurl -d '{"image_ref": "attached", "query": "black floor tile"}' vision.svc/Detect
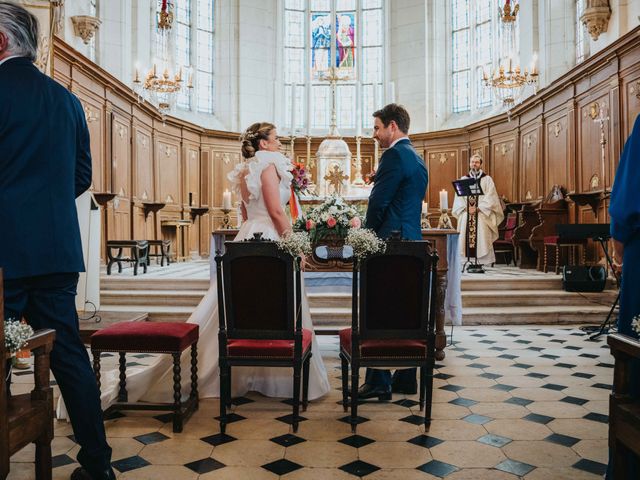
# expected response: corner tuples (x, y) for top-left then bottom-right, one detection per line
(339, 415), (369, 425)
(214, 413), (247, 424)
(524, 413), (554, 425)
(541, 383), (567, 391)
(440, 384), (465, 392)
(479, 372), (502, 380)
(544, 433), (580, 447)
(579, 353), (599, 359)
(572, 458), (607, 476)
(596, 362), (614, 368)
(200, 433), (237, 447)
(554, 363), (576, 369)
(477, 433), (512, 447)
(434, 373), (454, 380)
(564, 345), (582, 351)
(549, 339), (566, 344)
(495, 459), (535, 476)
(492, 384), (517, 392)
(470, 333), (487, 337)
(463, 414), (492, 425)
(185, 458), (225, 474)
(572, 372), (595, 379)
(275, 414), (308, 425)
(591, 383), (613, 390)
(231, 396), (255, 406)
(400, 414), (427, 425)
(394, 399), (420, 408)
(560, 396), (589, 406)
(112, 456), (150, 473)
(339, 434), (376, 448)
(498, 354), (518, 360)
(134, 432), (170, 445)
(489, 346), (508, 352)
(416, 460), (458, 477)
(537, 333), (554, 337)
(583, 412), (608, 423)
(262, 459), (303, 476)
(152, 413), (173, 423)
(449, 397), (478, 407)
(526, 346), (545, 352)
(515, 339), (532, 344)
(513, 363), (533, 369)
(460, 354), (480, 360)
(408, 434), (444, 449)
(467, 363), (490, 369)
(52, 454), (75, 468)
(270, 434), (306, 447)
(505, 397), (533, 407)
(478, 340), (497, 344)
(339, 460), (380, 477)
(540, 354), (560, 360)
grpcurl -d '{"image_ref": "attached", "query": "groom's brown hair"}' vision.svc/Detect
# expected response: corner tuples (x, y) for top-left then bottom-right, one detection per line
(373, 103), (410, 134)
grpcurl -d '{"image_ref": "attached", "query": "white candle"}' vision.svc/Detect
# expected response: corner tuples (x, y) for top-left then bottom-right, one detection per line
(222, 189), (232, 210)
(422, 201), (429, 214)
(439, 190), (448, 210)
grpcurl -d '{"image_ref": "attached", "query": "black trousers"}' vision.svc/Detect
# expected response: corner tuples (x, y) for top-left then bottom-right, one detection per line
(4, 272), (112, 472)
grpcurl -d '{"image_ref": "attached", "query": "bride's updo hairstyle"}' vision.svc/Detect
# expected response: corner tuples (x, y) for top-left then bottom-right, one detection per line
(240, 122), (276, 159)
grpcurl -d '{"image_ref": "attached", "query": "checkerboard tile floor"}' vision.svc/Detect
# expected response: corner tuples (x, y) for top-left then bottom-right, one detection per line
(8, 326), (612, 479)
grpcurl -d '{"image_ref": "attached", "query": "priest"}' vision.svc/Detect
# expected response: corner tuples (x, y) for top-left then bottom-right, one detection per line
(452, 154), (504, 267)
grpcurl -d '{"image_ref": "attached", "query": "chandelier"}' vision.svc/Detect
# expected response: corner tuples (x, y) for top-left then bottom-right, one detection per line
(483, 0), (538, 111)
(133, 0), (192, 114)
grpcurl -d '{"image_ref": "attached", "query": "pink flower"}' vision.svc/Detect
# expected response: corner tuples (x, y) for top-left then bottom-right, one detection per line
(327, 217), (337, 228)
(350, 217), (361, 228)
(306, 219), (315, 230)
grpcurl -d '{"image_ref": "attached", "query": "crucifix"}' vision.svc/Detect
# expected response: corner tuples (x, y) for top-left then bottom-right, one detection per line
(324, 164), (349, 196)
(319, 66), (351, 138)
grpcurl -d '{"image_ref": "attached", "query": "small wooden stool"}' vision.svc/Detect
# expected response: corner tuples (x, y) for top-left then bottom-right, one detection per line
(106, 240), (149, 275)
(90, 322), (199, 432)
(146, 240), (171, 266)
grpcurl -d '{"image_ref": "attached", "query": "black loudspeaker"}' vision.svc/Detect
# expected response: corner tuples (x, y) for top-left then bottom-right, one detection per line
(562, 265), (606, 292)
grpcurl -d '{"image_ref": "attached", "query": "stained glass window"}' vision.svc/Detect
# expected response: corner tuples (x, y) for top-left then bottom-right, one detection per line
(451, 0), (519, 113)
(172, 0), (214, 114)
(284, 0), (384, 134)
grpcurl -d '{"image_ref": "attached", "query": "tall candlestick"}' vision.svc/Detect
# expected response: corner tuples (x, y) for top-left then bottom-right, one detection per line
(422, 202), (429, 214)
(439, 190), (448, 210)
(373, 138), (379, 170)
(222, 189), (232, 210)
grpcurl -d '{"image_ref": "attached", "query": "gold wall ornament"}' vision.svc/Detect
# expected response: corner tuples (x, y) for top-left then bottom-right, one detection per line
(438, 153), (448, 165)
(580, 0), (611, 41)
(34, 34), (49, 73)
(70, 15), (101, 45)
(142, 190), (149, 201)
(222, 153), (231, 165)
(82, 104), (99, 123)
(525, 190), (533, 200)
(590, 173), (600, 189)
(588, 102), (600, 120)
(118, 187), (125, 197)
(165, 194), (175, 204)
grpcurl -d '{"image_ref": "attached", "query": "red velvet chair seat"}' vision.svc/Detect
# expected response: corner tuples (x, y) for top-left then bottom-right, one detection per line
(339, 328), (427, 358)
(91, 322), (199, 353)
(227, 329), (312, 358)
(493, 239), (513, 247)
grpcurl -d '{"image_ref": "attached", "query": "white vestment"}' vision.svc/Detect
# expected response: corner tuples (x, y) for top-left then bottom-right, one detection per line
(452, 173), (505, 265)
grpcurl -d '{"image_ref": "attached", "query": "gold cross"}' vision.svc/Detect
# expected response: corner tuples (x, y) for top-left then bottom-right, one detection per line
(324, 164), (349, 196)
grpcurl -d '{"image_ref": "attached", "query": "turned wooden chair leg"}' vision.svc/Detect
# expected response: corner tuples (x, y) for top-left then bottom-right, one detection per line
(172, 353), (183, 433)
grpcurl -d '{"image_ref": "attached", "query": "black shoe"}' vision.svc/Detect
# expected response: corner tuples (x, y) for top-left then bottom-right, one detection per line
(391, 382), (418, 395)
(352, 383), (392, 401)
(70, 466), (117, 480)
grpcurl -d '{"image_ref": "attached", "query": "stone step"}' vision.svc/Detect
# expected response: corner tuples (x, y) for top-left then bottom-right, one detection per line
(98, 305), (194, 323)
(101, 277), (210, 291)
(101, 289), (208, 307)
(308, 293), (352, 309)
(460, 276), (563, 291)
(461, 305), (613, 325)
(309, 307), (352, 326)
(462, 289), (617, 307)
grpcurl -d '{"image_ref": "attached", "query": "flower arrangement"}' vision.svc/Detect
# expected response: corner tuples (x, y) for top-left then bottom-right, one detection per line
(291, 162), (311, 195)
(294, 195), (362, 243)
(345, 228), (386, 259)
(364, 169), (376, 185)
(632, 314), (640, 336)
(276, 231), (312, 260)
(4, 319), (34, 356)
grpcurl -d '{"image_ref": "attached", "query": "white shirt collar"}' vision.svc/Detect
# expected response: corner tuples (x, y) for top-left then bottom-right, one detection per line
(389, 136), (410, 149)
(0, 55), (20, 67)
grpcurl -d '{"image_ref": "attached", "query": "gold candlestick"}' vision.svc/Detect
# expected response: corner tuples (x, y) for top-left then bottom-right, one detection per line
(220, 208), (232, 229)
(437, 208), (453, 229)
(421, 212), (432, 229)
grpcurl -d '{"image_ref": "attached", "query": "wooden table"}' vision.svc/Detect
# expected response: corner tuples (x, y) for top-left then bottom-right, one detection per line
(211, 228), (457, 360)
(161, 219), (191, 262)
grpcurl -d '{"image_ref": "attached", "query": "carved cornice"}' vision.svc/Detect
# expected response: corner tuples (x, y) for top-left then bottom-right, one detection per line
(71, 15), (101, 45)
(580, 0), (611, 41)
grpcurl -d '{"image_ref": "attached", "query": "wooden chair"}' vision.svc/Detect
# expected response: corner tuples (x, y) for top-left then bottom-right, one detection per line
(215, 239), (312, 433)
(1, 270), (56, 480)
(339, 240), (438, 433)
(106, 240), (149, 275)
(493, 212), (517, 266)
(608, 333), (640, 479)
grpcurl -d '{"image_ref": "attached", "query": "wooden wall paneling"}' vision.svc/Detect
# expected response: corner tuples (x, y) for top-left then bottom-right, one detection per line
(608, 77), (621, 192)
(426, 149), (458, 210)
(200, 150), (210, 207)
(621, 65), (640, 152)
(577, 90), (610, 194)
(520, 124), (542, 201)
(110, 111), (132, 240)
(544, 109), (571, 196)
(491, 137), (517, 202)
(211, 148), (242, 228)
(154, 138), (181, 208)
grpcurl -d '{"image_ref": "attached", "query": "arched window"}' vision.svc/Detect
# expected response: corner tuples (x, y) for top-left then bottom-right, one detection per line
(283, 0), (384, 134)
(451, 0), (518, 114)
(173, 0), (214, 114)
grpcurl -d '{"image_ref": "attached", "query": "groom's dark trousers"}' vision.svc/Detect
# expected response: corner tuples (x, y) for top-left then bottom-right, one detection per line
(364, 138), (428, 389)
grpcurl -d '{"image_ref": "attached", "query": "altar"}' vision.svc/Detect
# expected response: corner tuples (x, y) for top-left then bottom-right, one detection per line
(211, 228), (460, 360)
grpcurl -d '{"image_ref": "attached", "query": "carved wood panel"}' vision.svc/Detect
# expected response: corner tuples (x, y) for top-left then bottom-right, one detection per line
(212, 150), (241, 209)
(545, 115), (570, 194)
(623, 71), (640, 140)
(111, 116), (130, 199)
(133, 128), (153, 201)
(426, 150), (458, 209)
(200, 150), (210, 207)
(155, 140), (181, 205)
(577, 93), (610, 192)
(78, 97), (105, 191)
(492, 139), (516, 202)
(184, 146), (200, 206)
(520, 128), (541, 201)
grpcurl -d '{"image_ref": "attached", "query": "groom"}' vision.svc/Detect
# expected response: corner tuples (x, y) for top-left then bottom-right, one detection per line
(361, 103), (428, 399)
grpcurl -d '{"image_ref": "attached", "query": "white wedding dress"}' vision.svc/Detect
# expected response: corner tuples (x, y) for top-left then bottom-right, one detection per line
(70, 151), (329, 414)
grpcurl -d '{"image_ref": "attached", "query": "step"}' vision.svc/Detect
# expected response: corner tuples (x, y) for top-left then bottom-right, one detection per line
(460, 305), (613, 325)
(462, 289), (617, 307)
(101, 277), (210, 291)
(99, 305), (194, 323)
(308, 293), (352, 309)
(100, 289), (208, 307)
(460, 277), (563, 291)
(309, 307), (352, 326)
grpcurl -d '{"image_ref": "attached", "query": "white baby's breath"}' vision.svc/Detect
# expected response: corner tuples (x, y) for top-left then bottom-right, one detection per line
(277, 231), (312, 260)
(345, 228), (386, 259)
(4, 319), (34, 356)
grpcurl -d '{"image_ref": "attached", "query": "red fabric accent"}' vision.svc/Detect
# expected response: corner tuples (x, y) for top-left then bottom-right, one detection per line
(504, 215), (517, 241)
(339, 328), (427, 358)
(544, 235), (588, 246)
(227, 329), (312, 358)
(91, 322), (199, 353)
(544, 235), (560, 244)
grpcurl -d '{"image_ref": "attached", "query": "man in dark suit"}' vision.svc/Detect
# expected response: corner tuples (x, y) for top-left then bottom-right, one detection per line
(0, 4), (114, 479)
(361, 103), (429, 399)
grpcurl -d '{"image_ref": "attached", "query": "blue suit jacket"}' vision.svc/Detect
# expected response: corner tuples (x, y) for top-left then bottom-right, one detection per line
(0, 57), (91, 280)
(365, 138), (428, 240)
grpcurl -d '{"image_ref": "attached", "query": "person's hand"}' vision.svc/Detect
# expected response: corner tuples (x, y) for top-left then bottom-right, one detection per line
(469, 206), (477, 214)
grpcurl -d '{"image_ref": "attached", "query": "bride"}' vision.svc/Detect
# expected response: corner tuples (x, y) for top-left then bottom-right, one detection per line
(82, 123), (330, 412)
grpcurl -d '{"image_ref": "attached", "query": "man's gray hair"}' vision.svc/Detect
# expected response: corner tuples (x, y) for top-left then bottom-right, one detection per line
(0, 2), (39, 62)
